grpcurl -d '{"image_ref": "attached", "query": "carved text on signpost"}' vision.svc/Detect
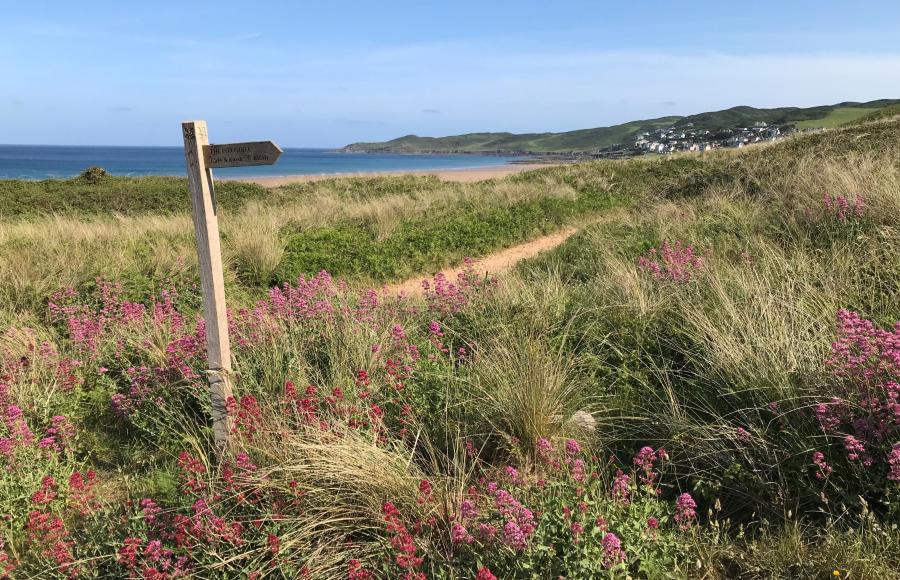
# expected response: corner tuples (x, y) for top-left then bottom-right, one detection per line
(203, 141), (283, 168)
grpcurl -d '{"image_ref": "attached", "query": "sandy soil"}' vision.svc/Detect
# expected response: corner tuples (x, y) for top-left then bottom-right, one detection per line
(227, 164), (551, 187)
(383, 226), (580, 297)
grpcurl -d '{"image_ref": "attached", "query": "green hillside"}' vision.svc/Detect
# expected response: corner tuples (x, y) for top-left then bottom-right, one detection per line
(342, 99), (900, 154)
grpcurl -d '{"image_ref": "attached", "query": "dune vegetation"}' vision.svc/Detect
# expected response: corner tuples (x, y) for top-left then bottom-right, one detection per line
(0, 114), (899, 578)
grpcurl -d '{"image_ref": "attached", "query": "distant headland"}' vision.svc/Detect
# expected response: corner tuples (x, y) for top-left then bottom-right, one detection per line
(341, 99), (900, 159)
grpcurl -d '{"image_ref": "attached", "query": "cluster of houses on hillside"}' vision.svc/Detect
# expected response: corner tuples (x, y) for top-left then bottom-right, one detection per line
(592, 121), (810, 160)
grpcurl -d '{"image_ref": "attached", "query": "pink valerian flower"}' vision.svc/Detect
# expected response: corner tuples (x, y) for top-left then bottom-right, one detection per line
(459, 499), (478, 519)
(815, 310), (900, 474)
(637, 240), (705, 283)
(417, 479), (433, 504)
(611, 470), (631, 505)
(674, 493), (697, 529)
(844, 435), (872, 466)
(348, 559), (372, 580)
(602, 532), (626, 568)
(595, 516), (608, 531)
(26, 510), (77, 577)
(535, 437), (560, 469)
(476, 523), (497, 539)
(422, 260), (496, 315)
(735, 427), (752, 442)
(267, 534), (281, 555)
(226, 394), (262, 442)
(502, 520), (527, 551)
(140, 498), (162, 526)
(888, 444), (900, 482)
(42, 416), (76, 453)
(31, 476), (58, 505)
(565, 439), (581, 455)
(68, 470), (98, 515)
(177, 451), (207, 494)
(382, 502), (424, 572)
(646, 516), (660, 539)
(235, 452), (257, 473)
(633, 446), (657, 471)
(4, 405), (33, 445)
(570, 521), (584, 541)
(0, 536), (15, 577)
(570, 458), (587, 483)
(633, 446), (666, 488)
(491, 487), (535, 550)
(475, 567), (497, 580)
(812, 451), (833, 479)
(822, 193), (865, 222)
(504, 465), (521, 484)
(827, 310), (899, 384)
(450, 522), (474, 545)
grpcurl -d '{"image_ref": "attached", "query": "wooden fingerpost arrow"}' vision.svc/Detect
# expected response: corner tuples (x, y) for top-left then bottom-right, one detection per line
(181, 120), (282, 449)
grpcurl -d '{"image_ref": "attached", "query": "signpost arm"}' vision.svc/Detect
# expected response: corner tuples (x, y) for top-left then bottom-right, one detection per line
(181, 120), (234, 449)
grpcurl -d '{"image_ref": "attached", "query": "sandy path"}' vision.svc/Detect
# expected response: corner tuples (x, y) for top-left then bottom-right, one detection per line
(383, 226), (580, 297)
(227, 164), (551, 187)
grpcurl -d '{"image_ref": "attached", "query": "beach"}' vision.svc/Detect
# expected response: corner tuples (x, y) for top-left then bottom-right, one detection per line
(227, 163), (551, 186)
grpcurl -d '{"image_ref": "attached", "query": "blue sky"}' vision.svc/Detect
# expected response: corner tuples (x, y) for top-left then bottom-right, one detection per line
(3, 1), (900, 146)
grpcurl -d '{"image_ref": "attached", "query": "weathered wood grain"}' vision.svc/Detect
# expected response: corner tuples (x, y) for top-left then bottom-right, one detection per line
(181, 120), (234, 448)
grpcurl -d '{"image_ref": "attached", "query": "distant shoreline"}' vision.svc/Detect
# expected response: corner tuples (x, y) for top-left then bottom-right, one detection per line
(0, 145), (529, 181)
(222, 163), (554, 186)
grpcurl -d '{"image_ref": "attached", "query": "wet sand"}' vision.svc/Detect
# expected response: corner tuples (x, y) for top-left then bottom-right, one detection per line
(226, 164), (552, 187)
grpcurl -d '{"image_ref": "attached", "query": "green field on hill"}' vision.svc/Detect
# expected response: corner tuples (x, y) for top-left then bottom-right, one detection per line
(792, 106), (882, 128)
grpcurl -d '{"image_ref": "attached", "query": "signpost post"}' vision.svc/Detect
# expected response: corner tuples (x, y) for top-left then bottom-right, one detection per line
(181, 120), (282, 449)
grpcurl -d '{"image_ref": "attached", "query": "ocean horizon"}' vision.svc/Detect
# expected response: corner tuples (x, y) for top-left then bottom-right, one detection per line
(0, 145), (523, 180)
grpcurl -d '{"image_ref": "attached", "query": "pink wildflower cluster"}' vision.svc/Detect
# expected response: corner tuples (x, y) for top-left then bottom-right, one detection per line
(601, 532), (626, 568)
(0, 384), (78, 471)
(117, 537), (190, 578)
(822, 193), (865, 222)
(632, 446), (667, 490)
(347, 559), (373, 579)
(813, 310), (900, 478)
(889, 444), (900, 482)
(0, 537), (15, 578)
(422, 258), (497, 315)
(260, 271), (340, 322)
(673, 493), (697, 529)
(382, 502), (426, 579)
(26, 508), (77, 577)
(637, 240), (705, 283)
(811, 451), (833, 479)
(52, 284), (208, 418)
(475, 567), (498, 580)
(226, 394), (262, 442)
(450, 478), (536, 554)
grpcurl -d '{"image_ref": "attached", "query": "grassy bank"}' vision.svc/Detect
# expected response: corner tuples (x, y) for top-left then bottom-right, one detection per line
(0, 157), (708, 319)
(0, 118), (898, 577)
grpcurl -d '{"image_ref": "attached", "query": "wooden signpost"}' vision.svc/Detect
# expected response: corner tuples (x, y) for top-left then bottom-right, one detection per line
(181, 120), (282, 448)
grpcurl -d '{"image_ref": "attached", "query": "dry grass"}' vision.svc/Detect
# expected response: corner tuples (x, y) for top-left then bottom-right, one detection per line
(465, 329), (592, 459)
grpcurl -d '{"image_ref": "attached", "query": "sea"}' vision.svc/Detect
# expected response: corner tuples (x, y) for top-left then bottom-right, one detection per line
(0, 145), (523, 180)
